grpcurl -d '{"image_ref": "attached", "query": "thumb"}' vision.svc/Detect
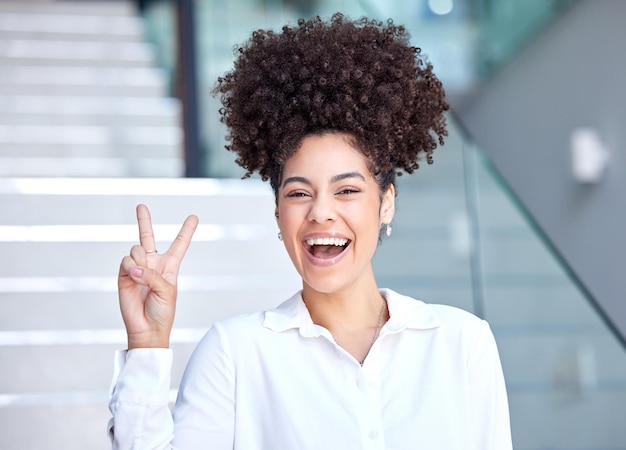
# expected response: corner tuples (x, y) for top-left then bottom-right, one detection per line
(129, 266), (176, 300)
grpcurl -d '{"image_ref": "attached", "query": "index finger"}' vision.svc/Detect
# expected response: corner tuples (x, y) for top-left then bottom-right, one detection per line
(136, 204), (157, 252)
(166, 214), (199, 261)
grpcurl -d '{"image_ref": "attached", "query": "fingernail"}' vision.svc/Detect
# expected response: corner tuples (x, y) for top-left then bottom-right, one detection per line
(130, 267), (143, 278)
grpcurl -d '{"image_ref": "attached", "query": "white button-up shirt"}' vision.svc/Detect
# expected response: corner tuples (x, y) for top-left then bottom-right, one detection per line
(109, 289), (512, 449)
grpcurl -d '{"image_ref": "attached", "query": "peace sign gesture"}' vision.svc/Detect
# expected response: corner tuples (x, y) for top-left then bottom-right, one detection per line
(118, 204), (199, 349)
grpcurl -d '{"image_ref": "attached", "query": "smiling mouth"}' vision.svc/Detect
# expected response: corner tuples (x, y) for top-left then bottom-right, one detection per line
(305, 237), (350, 259)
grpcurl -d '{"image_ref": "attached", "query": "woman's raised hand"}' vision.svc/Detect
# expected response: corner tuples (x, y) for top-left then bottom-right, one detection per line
(118, 204), (199, 349)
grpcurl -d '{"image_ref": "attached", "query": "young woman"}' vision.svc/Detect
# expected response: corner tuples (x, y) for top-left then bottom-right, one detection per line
(109, 13), (512, 449)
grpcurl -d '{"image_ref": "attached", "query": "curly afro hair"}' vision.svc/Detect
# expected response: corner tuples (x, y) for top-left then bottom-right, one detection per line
(214, 13), (449, 195)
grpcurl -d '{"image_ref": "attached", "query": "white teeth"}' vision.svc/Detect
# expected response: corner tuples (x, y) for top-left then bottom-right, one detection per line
(306, 237), (348, 246)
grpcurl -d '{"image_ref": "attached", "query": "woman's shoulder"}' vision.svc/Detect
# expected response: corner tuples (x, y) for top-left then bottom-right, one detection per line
(205, 310), (266, 343)
(202, 291), (304, 340)
(428, 303), (484, 327)
(385, 290), (494, 366)
(189, 292), (304, 367)
(383, 288), (487, 335)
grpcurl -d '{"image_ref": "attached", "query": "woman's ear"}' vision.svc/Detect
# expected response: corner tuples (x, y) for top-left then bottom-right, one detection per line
(380, 184), (395, 224)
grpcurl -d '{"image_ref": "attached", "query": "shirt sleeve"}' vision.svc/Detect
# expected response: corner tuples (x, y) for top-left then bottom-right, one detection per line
(468, 321), (513, 450)
(107, 324), (236, 450)
(108, 348), (175, 450)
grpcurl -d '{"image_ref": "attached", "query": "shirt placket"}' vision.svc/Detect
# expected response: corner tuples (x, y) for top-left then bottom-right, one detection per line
(352, 339), (385, 450)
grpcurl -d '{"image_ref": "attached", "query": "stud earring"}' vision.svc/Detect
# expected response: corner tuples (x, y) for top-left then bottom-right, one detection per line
(385, 223), (392, 237)
(275, 212), (282, 240)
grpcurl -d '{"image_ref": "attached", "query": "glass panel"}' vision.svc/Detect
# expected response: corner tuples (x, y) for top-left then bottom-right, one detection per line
(373, 113), (476, 315)
(461, 119), (626, 449)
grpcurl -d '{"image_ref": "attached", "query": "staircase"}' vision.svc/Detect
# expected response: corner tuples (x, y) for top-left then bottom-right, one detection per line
(0, 2), (269, 449)
(0, 0), (184, 177)
(0, 176), (301, 449)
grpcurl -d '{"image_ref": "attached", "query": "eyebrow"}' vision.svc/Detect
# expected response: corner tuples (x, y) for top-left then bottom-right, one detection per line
(281, 171), (366, 188)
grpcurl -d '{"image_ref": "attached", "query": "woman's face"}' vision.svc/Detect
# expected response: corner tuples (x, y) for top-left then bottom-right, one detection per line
(275, 133), (395, 296)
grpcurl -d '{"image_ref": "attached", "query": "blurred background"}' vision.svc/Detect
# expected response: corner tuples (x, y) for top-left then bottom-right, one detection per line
(1, 0), (625, 448)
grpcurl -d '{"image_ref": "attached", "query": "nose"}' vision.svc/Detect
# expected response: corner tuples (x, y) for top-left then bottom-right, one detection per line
(307, 194), (336, 224)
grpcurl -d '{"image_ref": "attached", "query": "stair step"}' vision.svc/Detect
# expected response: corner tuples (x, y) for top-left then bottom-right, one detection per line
(0, 178), (273, 224)
(0, 344), (149, 394)
(0, 145), (182, 167)
(0, 82), (168, 97)
(0, 289), (296, 330)
(0, 157), (184, 177)
(0, 65), (171, 97)
(0, 240), (292, 277)
(0, 94), (179, 115)
(0, 12), (144, 41)
(0, 56), (153, 68)
(0, 401), (112, 450)
(0, 124), (181, 145)
(0, 65), (168, 89)
(0, 0), (136, 16)
(0, 113), (180, 127)
(0, 143), (181, 158)
(0, 143), (180, 157)
(0, 95), (180, 126)
(0, 39), (155, 66)
(0, 283), (297, 330)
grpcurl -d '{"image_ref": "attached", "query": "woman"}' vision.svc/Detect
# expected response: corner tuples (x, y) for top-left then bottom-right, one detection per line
(109, 13), (512, 449)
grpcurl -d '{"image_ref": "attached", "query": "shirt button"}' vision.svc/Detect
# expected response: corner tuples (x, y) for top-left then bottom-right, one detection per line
(368, 430), (379, 440)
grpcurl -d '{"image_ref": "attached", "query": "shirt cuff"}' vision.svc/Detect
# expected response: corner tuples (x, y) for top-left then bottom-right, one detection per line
(109, 348), (173, 406)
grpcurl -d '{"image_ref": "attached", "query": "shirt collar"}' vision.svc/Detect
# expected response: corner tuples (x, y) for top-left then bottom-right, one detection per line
(263, 288), (440, 335)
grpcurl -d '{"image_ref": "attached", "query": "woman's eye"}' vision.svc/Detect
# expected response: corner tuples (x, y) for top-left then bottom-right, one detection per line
(286, 191), (309, 198)
(338, 188), (360, 195)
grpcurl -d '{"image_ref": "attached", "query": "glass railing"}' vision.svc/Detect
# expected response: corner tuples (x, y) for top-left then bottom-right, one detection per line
(373, 110), (626, 448)
(458, 117), (626, 448)
(137, 1), (626, 447)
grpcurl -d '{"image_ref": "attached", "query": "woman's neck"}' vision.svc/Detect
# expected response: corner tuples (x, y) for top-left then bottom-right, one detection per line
(301, 277), (389, 364)
(302, 277), (383, 326)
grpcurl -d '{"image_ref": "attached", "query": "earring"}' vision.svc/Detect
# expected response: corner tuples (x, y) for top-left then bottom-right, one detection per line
(385, 223), (392, 237)
(275, 212), (282, 240)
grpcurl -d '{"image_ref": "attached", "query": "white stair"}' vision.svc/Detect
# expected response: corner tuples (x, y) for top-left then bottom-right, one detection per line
(0, 177), (301, 450)
(0, 0), (184, 178)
